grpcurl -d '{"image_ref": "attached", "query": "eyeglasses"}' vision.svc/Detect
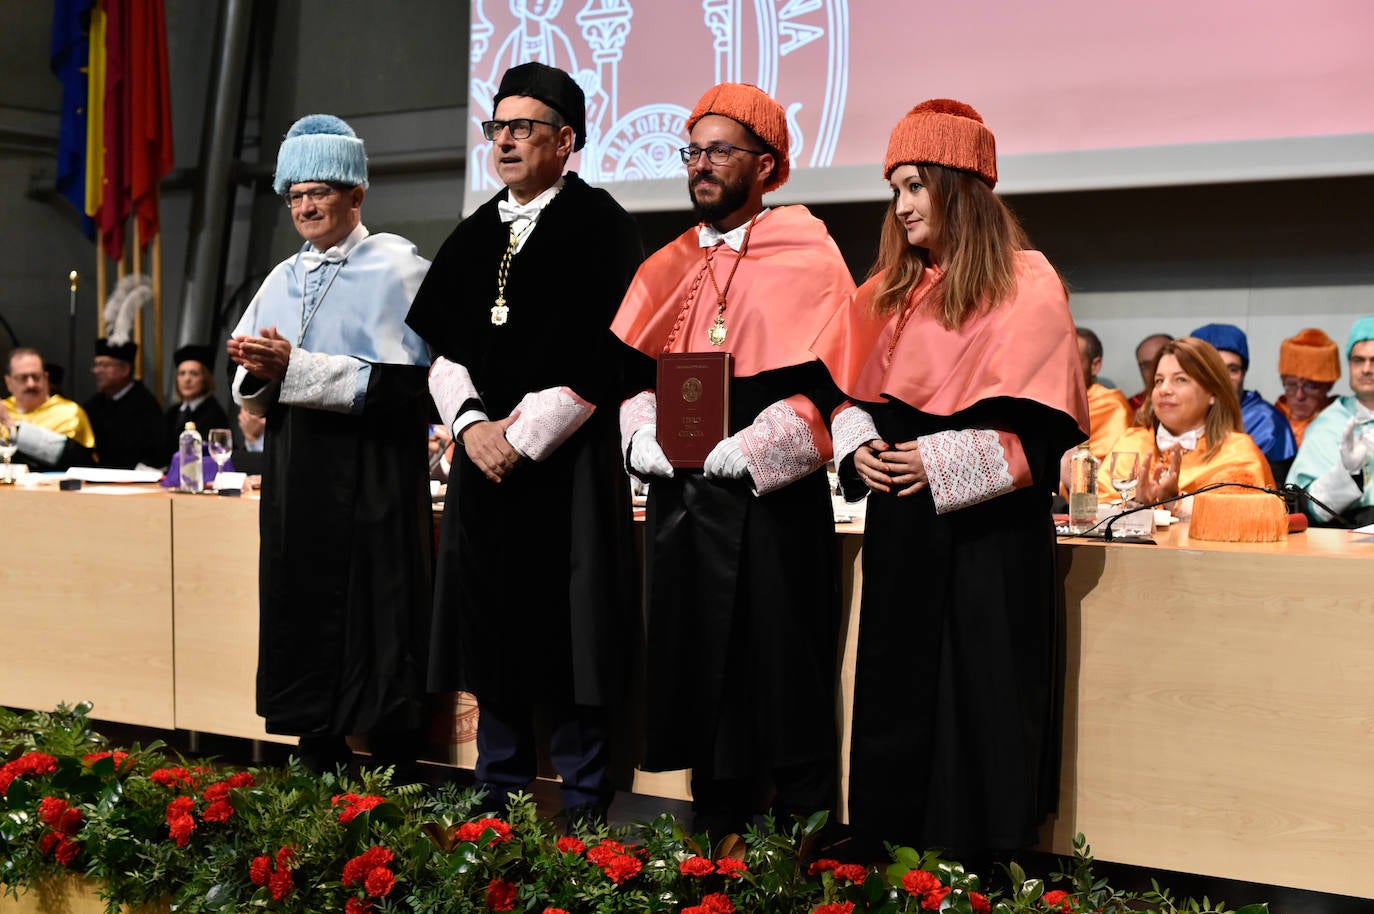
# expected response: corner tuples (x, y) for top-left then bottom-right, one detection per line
(481, 118), (559, 141)
(1281, 378), (1329, 395)
(282, 185), (343, 208)
(678, 143), (765, 166)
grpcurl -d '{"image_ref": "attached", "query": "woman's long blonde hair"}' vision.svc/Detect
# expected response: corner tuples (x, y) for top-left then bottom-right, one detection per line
(867, 163), (1029, 327)
(1137, 337), (1243, 462)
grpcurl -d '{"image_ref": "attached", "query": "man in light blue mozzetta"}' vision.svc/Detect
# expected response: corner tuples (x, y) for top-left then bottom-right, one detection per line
(227, 114), (434, 775)
(1286, 316), (1374, 527)
(1190, 323), (1296, 479)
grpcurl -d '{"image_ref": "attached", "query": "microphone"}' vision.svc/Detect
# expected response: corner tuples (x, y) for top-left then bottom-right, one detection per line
(1280, 481), (1354, 528)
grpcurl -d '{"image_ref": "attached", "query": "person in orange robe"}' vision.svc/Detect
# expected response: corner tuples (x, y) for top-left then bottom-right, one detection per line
(1078, 326), (1132, 459)
(811, 99), (1088, 861)
(1274, 328), (1340, 447)
(612, 83), (856, 839)
(1098, 336), (1274, 515)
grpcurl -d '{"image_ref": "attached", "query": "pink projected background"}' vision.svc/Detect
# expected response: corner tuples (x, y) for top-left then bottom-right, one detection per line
(465, 0), (1374, 207)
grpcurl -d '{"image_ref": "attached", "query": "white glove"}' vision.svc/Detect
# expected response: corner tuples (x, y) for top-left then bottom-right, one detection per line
(1339, 418), (1372, 475)
(629, 427), (674, 478)
(703, 435), (750, 479)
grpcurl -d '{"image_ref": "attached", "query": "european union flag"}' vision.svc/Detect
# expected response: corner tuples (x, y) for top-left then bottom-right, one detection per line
(51, 0), (96, 236)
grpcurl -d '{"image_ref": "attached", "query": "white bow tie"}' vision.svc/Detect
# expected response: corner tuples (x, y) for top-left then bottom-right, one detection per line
(299, 246), (345, 272)
(699, 224), (746, 252)
(498, 198), (544, 224)
(1156, 425), (1202, 453)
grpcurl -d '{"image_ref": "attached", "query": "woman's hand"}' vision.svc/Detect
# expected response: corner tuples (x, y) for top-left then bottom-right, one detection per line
(1136, 445), (1183, 505)
(854, 439), (928, 496)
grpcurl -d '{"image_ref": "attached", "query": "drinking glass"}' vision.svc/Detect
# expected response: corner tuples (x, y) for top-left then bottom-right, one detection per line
(207, 428), (233, 473)
(0, 425), (17, 484)
(1108, 451), (1141, 507)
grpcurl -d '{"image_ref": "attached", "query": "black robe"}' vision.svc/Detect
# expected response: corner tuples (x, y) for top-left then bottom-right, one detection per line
(162, 396), (232, 464)
(253, 365), (434, 737)
(629, 354), (843, 777)
(843, 397), (1079, 854)
(83, 381), (164, 469)
(405, 173), (643, 707)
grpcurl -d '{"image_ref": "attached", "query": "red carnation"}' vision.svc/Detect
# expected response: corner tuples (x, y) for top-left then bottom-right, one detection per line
(250, 855), (272, 886)
(702, 892), (735, 914)
(38, 796), (69, 826)
(555, 835), (585, 854)
(681, 856), (717, 877)
(486, 878), (518, 912)
(970, 891), (991, 914)
(168, 814), (195, 846)
(683, 907), (708, 914)
(833, 863), (867, 884)
(54, 836), (80, 866)
(457, 817), (512, 843)
(333, 793), (386, 823)
(268, 869), (295, 901)
(202, 800), (235, 823)
(57, 807), (83, 835)
(814, 904), (854, 914)
(1042, 889), (1075, 912)
(902, 870), (942, 896)
(38, 832), (61, 855)
(715, 858), (747, 879)
(364, 867), (396, 897)
(345, 899), (373, 914)
(545, 909), (571, 914)
(343, 847), (394, 887)
(585, 844), (617, 866)
(166, 796), (195, 820)
(921, 887), (950, 911)
(602, 853), (642, 884)
(227, 772), (255, 788)
(150, 767), (193, 788)
(808, 857), (840, 876)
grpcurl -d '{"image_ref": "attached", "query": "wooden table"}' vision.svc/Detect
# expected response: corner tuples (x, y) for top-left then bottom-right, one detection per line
(2, 486), (1371, 897)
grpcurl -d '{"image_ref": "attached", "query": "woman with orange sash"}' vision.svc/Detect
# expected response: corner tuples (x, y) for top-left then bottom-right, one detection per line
(812, 100), (1088, 859)
(1098, 337), (1273, 514)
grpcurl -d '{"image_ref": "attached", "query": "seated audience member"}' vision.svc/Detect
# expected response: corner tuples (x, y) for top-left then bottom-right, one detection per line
(1286, 317), (1374, 526)
(237, 404), (265, 452)
(1127, 332), (1172, 414)
(1274, 328), (1340, 447)
(1191, 322), (1295, 478)
(1099, 336), (1274, 516)
(1077, 327), (1132, 460)
(162, 344), (231, 460)
(83, 337), (164, 468)
(1, 347), (95, 471)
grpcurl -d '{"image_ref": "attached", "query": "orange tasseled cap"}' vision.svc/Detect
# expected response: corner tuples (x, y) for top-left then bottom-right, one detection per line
(1278, 328), (1341, 383)
(687, 82), (790, 191)
(884, 98), (997, 187)
(1188, 491), (1289, 543)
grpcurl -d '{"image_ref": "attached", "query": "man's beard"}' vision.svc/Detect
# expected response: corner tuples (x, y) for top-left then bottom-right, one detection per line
(689, 173), (751, 225)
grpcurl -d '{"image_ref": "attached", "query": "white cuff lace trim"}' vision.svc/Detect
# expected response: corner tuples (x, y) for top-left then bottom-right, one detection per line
(738, 400), (825, 496)
(619, 390), (657, 459)
(1307, 464), (1363, 521)
(832, 405), (878, 471)
(14, 422), (68, 465)
(917, 428), (1015, 515)
(279, 349), (368, 414)
(429, 358), (481, 429)
(505, 386), (594, 462)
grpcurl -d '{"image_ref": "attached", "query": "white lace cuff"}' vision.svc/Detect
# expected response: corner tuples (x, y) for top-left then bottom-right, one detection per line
(917, 428), (1016, 515)
(1307, 464), (1363, 521)
(831, 404), (879, 470)
(504, 386), (595, 462)
(619, 390), (657, 459)
(738, 399), (826, 496)
(429, 357), (482, 429)
(279, 349), (369, 414)
(14, 422), (68, 466)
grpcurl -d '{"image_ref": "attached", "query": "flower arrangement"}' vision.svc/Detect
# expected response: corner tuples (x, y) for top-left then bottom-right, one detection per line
(0, 704), (1268, 914)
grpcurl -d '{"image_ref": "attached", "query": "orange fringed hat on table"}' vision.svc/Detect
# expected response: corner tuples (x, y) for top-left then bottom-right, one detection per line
(1188, 492), (1289, 543)
(1278, 328), (1341, 383)
(884, 98), (998, 187)
(687, 82), (790, 192)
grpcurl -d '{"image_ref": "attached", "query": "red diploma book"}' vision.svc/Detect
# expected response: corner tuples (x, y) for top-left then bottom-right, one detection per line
(657, 351), (732, 469)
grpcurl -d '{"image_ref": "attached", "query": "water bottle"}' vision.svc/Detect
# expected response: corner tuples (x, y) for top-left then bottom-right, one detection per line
(178, 422), (203, 493)
(1068, 444), (1100, 533)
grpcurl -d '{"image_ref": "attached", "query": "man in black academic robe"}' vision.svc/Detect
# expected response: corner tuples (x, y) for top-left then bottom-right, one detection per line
(228, 114), (434, 774)
(406, 63), (643, 822)
(84, 338), (164, 469)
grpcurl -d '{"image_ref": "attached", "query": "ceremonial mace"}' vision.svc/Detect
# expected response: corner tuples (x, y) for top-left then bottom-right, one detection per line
(67, 271), (79, 388)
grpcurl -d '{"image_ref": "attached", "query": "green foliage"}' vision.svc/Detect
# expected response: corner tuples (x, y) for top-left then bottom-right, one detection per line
(0, 706), (1270, 914)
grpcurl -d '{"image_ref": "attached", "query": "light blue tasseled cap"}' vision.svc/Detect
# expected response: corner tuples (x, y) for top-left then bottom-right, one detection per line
(272, 114), (369, 195)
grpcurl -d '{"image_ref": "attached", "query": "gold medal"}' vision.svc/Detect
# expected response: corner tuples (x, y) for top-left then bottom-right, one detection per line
(708, 316), (727, 346)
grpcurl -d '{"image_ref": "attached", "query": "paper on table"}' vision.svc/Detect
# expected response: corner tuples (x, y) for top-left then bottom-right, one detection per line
(64, 466), (165, 484)
(1352, 522), (1374, 535)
